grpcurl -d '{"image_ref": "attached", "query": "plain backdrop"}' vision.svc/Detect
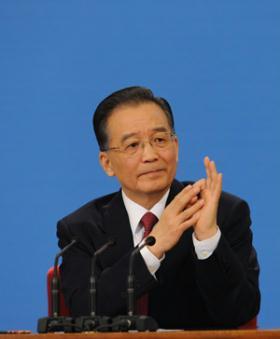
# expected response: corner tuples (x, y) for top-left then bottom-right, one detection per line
(0, 0), (279, 331)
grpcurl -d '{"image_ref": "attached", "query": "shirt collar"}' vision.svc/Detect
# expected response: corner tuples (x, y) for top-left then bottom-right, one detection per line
(122, 189), (170, 237)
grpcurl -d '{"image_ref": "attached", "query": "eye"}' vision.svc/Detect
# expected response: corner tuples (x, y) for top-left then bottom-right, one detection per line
(154, 136), (168, 145)
(155, 137), (165, 143)
(125, 141), (140, 152)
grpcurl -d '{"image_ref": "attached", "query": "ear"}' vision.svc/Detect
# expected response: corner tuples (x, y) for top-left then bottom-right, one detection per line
(174, 135), (179, 162)
(99, 152), (115, 176)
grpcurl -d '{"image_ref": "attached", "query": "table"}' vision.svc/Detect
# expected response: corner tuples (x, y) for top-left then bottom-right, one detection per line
(1, 330), (280, 339)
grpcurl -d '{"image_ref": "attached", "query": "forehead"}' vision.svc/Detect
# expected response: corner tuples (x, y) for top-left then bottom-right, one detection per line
(106, 102), (170, 140)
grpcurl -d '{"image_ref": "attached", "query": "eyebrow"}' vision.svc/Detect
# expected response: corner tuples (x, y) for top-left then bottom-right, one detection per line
(120, 126), (169, 143)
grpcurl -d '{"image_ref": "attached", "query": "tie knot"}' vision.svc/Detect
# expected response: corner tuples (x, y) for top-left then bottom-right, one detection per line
(140, 212), (158, 238)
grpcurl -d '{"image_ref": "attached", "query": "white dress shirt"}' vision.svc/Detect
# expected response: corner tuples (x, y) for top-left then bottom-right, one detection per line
(121, 189), (221, 275)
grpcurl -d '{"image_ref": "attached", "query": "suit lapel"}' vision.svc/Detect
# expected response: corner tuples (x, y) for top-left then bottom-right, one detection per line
(166, 179), (186, 206)
(99, 190), (134, 266)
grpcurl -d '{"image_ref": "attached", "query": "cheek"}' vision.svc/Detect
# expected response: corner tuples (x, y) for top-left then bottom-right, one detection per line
(113, 159), (138, 177)
(161, 150), (178, 166)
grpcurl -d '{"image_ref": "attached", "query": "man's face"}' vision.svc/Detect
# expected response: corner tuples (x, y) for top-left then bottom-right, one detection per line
(99, 102), (179, 205)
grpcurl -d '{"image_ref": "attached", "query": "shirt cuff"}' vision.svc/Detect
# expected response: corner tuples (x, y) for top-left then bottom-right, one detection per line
(140, 246), (163, 275)
(192, 227), (221, 260)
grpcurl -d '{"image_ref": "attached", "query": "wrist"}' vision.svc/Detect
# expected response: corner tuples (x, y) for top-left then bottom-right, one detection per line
(194, 224), (219, 241)
(148, 245), (165, 259)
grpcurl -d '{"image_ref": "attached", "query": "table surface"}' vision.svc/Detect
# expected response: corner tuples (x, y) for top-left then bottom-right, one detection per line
(1, 330), (280, 339)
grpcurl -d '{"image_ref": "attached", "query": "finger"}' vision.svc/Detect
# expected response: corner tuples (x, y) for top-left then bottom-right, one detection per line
(179, 210), (201, 232)
(209, 160), (218, 191)
(204, 156), (210, 174)
(210, 160), (223, 195)
(193, 178), (206, 191)
(211, 172), (223, 201)
(204, 156), (211, 189)
(216, 172), (223, 196)
(192, 178), (206, 200)
(178, 199), (204, 224)
(189, 196), (198, 205)
(167, 185), (192, 212)
(170, 185), (201, 214)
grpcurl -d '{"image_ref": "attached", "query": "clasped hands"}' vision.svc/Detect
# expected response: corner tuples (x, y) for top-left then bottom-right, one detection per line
(149, 156), (223, 259)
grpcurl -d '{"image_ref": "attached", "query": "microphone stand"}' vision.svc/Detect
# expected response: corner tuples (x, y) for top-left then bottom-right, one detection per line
(37, 239), (77, 333)
(111, 236), (158, 332)
(75, 240), (115, 332)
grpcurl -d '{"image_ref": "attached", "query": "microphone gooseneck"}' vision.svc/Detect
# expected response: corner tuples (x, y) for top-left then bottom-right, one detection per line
(128, 236), (156, 277)
(37, 238), (78, 333)
(90, 239), (115, 316)
(111, 235), (158, 332)
(75, 239), (116, 332)
(128, 236), (156, 316)
(52, 239), (77, 317)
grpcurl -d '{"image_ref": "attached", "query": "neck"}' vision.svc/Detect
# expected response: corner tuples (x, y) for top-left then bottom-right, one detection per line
(122, 188), (169, 210)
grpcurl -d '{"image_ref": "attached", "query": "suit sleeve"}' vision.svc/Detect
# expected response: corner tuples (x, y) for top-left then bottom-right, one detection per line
(194, 197), (260, 327)
(57, 219), (158, 317)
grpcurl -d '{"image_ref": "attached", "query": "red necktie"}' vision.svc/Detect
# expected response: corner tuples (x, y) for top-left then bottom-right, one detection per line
(136, 212), (158, 315)
(141, 212), (158, 238)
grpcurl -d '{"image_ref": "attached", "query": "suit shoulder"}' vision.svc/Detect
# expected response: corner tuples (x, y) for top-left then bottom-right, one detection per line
(219, 190), (249, 212)
(217, 190), (251, 237)
(58, 191), (119, 225)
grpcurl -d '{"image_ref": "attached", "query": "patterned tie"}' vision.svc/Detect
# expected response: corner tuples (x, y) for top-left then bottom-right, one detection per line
(136, 212), (158, 315)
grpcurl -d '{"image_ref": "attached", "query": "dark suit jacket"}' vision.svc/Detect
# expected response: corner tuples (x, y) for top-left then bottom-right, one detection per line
(57, 180), (260, 329)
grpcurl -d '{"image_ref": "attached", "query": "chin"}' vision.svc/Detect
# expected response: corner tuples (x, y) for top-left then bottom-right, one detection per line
(139, 178), (171, 195)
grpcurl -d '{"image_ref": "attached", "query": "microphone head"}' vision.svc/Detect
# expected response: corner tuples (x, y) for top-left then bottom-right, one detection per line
(145, 236), (156, 246)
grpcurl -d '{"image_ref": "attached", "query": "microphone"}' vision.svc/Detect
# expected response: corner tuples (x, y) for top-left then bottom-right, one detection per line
(37, 239), (78, 333)
(111, 236), (158, 332)
(75, 239), (115, 332)
(128, 236), (156, 316)
(90, 239), (115, 317)
(53, 239), (77, 317)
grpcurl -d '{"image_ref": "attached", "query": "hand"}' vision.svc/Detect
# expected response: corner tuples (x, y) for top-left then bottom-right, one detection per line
(149, 185), (204, 258)
(193, 156), (222, 240)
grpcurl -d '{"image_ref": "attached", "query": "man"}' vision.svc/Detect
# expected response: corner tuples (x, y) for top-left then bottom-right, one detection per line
(57, 86), (260, 329)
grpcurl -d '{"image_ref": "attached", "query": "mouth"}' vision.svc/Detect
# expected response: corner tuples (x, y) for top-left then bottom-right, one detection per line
(138, 169), (165, 177)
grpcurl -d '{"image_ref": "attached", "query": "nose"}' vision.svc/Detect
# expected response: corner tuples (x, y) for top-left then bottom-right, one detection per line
(141, 141), (159, 162)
